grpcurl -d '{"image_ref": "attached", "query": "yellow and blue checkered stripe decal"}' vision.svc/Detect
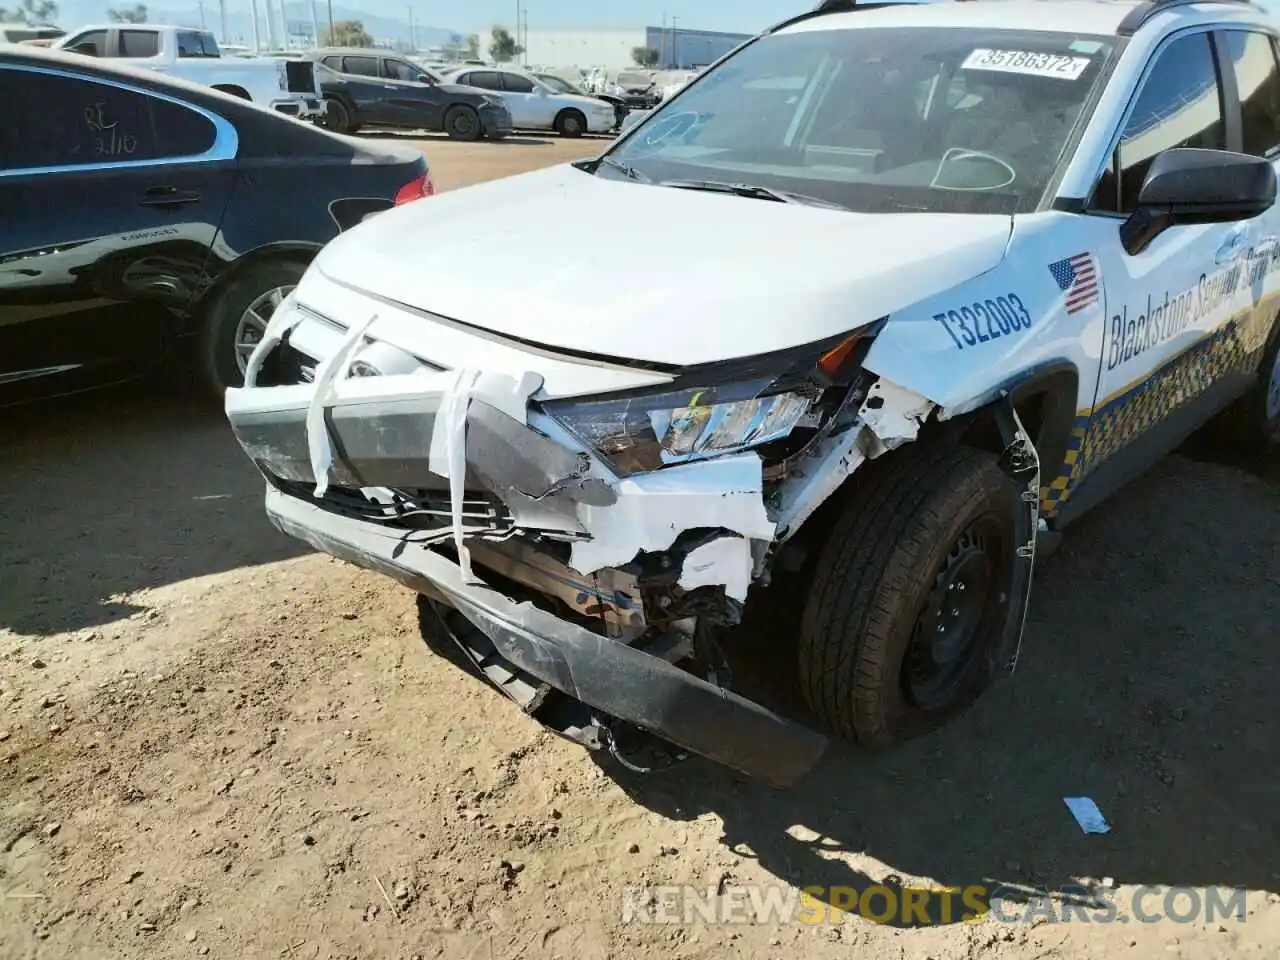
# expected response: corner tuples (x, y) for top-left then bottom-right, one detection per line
(1039, 302), (1274, 516)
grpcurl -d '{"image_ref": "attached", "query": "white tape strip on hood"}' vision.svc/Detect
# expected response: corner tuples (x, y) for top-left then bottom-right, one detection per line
(305, 314), (376, 498)
(428, 367), (482, 583)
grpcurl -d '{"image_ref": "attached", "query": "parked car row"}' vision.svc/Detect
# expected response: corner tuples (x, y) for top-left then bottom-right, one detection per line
(50, 23), (325, 120)
(296, 48), (621, 139)
(302, 48), (512, 140)
(0, 46), (430, 406)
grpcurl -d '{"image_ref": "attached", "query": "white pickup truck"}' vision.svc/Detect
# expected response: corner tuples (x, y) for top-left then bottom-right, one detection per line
(53, 24), (324, 120)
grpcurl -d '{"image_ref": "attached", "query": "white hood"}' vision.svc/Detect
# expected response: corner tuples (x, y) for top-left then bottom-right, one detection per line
(313, 164), (1013, 367)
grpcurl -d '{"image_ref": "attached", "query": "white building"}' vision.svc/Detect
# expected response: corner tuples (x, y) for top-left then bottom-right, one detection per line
(519, 25), (753, 71)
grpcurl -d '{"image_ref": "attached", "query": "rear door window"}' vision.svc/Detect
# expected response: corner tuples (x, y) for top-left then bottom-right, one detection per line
(501, 72), (536, 93)
(383, 58), (420, 81)
(466, 71), (502, 90)
(119, 29), (159, 57)
(342, 56), (380, 78)
(0, 67), (220, 171)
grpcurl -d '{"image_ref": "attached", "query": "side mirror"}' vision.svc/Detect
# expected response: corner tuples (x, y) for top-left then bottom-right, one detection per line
(1121, 147), (1276, 255)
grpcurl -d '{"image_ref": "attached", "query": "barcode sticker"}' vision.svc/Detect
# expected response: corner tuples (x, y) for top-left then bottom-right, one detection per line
(961, 48), (1091, 80)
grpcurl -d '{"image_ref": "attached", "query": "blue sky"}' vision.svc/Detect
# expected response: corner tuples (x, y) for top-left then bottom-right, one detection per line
(416, 0), (802, 34)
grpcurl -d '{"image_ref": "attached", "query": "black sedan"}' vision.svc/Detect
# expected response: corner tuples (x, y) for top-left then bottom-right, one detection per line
(0, 46), (432, 406)
(304, 49), (512, 141)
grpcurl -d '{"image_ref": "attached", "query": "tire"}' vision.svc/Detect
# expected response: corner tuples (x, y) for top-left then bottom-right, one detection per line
(444, 105), (481, 141)
(554, 108), (587, 138)
(322, 97), (354, 134)
(196, 259), (307, 397)
(797, 445), (1019, 746)
(1214, 311), (1280, 447)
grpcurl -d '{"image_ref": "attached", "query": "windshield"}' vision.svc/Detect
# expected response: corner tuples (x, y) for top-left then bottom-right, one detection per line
(616, 71), (652, 87)
(603, 26), (1115, 215)
(538, 74), (580, 94)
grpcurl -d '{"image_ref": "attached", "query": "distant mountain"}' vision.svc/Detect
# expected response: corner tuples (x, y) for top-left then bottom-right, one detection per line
(52, 0), (465, 49)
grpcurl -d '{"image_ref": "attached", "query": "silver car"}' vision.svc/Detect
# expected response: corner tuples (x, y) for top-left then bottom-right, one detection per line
(440, 65), (616, 136)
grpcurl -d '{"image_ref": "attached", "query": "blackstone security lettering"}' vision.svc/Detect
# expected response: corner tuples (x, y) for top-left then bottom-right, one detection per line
(1107, 243), (1280, 371)
(1107, 286), (1201, 371)
(934, 293), (1032, 351)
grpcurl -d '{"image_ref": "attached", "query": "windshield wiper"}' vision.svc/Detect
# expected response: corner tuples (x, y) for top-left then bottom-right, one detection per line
(659, 179), (847, 210)
(595, 157), (651, 182)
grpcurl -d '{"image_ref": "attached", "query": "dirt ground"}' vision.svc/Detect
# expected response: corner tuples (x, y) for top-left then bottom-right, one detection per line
(3, 136), (1280, 960)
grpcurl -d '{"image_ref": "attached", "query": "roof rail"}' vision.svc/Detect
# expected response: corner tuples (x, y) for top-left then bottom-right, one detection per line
(1116, 0), (1260, 36)
(766, 0), (933, 34)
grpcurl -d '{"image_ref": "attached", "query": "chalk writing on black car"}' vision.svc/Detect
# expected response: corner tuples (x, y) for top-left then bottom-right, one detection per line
(85, 100), (137, 157)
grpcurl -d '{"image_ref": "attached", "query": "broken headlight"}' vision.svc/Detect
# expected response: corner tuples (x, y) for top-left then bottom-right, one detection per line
(543, 331), (874, 475)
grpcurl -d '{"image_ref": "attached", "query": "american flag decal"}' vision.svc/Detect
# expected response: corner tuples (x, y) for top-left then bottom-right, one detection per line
(1048, 252), (1099, 315)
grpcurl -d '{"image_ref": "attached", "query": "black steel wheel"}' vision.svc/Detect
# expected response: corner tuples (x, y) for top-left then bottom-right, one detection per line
(798, 445), (1018, 745)
(445, 105), (481, 141)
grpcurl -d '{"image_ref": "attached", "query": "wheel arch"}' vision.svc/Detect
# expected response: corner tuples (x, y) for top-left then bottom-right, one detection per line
(773, 361), (1079, 571)
(949, 360), (1082, 476)
(211, 83), (252, 100)
(193, 242), (321, 318)
(555, 106), (587, 124)
(323, 90), (357, 117)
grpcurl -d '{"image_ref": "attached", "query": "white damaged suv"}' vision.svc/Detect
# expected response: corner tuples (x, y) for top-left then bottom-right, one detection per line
(226, 0), (1280, 786)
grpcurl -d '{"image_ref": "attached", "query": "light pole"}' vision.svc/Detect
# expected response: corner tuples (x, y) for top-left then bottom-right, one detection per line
(671, 16), (680, 68)
(249, 0), (261, 50)
(262, 0), (274, 48)
(326, 0), (334, 45)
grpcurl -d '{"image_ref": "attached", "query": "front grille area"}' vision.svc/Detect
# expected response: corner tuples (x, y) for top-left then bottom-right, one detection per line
(285, 60), (317, 94)
(270, 476), (513, 535)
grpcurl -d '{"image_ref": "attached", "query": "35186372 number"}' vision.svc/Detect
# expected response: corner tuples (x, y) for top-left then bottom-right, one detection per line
(933, 294), (1032, 351)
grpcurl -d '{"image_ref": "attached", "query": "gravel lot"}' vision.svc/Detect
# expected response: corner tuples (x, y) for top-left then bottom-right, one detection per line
(2, 135), (1278, 960)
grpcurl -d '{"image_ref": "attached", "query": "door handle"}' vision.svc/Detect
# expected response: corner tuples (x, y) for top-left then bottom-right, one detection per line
(140, 185), (201, 208)
(1214, 228), (1250, 265)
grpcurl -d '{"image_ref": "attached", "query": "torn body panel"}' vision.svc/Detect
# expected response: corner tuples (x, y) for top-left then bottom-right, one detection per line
(227, 284), (1033, 785)
(226, 329), (826, 783)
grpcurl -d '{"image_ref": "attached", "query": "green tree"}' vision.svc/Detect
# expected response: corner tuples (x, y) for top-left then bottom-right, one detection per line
(107, 3), (148, 23)
(465, 33), (479, 58)
(0, 0), (58, 24)
(322, 19), (373, 47)
(488, 25), (522, 63)
(631, 46), (659, 68)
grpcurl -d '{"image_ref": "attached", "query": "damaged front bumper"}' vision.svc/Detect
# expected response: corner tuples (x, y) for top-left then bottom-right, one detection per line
(225, 330), (828, 787)
(261, 487), (826, 786)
